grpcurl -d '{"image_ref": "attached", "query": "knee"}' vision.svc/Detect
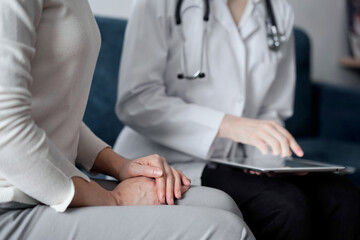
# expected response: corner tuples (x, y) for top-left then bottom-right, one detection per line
(206, 210), (255, 240)
(180, 186), (242, 217)
(333, 177), (359, 203)
(323, 178), (360, 217)
(271, 186), (311, 226)
(255, 185), (312, 240)
(193, 186), (243, 217)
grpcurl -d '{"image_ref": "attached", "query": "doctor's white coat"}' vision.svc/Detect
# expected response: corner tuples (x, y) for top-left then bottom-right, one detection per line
(114, 0), (295, 184)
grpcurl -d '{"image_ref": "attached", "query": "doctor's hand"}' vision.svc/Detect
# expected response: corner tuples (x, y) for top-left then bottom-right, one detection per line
(218, 115), (304, 158)
(119, 154), (191, 205)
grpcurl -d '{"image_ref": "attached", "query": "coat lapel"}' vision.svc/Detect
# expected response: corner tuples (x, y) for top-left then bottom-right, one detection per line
(239, 0), (262, 40)
(212, 0), (262, 40)
(212, 0), (236, 33)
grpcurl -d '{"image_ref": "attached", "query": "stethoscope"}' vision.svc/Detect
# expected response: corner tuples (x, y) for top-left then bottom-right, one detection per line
(175, 0), (286, 80)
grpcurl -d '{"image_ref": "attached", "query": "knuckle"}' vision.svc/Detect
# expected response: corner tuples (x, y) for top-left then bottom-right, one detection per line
(151, 182), (158, 189)
(259, 125), (269, 132)
(127, 163), (136, 172)
(168, 174), (175, 183)
(289, 136), (297, 143)
(167, 178), (174, 186)
(152, 154), (160, 159)
(249, 133), (258, 141)
(270, 140), (280, 148)
(257, 143), (266, 150)
(172, 172), (179, 181)
(144, 180), (155, 188)
(270, 120), (277, 125)
(280, 136), (288, 145)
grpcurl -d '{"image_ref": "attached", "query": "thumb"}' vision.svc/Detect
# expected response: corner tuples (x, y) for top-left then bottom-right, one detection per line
(131, 164), (163, 178)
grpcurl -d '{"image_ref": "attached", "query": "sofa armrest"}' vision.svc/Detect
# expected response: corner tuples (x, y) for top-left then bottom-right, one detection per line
(313, 82), (360, 143)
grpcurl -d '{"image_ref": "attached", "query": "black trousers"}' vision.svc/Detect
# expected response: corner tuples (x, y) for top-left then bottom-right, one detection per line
(202, 164), (360, 240)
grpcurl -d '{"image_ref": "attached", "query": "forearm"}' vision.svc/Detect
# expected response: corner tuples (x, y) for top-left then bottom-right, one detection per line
(76, 123), (109, 171)
(69, 177), (115, 207)
(90, 147), (128, 180)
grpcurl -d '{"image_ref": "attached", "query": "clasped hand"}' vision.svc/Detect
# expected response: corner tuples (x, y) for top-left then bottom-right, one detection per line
(117, 154), (191, 205)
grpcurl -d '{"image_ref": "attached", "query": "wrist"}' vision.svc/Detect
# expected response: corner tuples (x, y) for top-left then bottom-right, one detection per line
(71, 177), (117, 207)
(107, 190), (120, 206)
(92, 147), (128, 180)
(107, 153), (129, 180)
(218, 114), (235, 139)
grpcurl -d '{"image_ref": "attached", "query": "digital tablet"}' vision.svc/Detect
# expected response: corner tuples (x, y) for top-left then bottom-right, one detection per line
(209, 156), (346, 173)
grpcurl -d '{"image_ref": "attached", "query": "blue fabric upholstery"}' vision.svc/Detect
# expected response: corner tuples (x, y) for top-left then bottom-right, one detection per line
(285, 28), (315, 138)
(315, 83), (360, 142)
(85, 16), (360, 186)
(298, 138), (360, 185)
(83, 17), (127, 146)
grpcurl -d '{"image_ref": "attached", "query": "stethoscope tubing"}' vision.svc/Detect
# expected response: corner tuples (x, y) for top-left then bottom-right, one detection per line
(175, 0), (285, 80)
(265, 0), (278, 29)
(175, 0), (210, 25)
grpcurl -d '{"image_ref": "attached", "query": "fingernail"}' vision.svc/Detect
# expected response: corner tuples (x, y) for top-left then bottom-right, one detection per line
(298, 150), (304, 157)
(167, 195), (173, 204)
(155, 169), (163, 176)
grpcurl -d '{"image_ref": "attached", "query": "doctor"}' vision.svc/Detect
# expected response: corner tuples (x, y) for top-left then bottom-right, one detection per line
(114, 0), (360, 239)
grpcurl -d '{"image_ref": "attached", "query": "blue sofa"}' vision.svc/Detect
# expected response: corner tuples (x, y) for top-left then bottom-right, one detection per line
(84, 16), (360, 186)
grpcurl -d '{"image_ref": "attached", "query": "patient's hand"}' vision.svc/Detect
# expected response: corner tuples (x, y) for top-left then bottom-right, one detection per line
(120, 154), (191, 205)
(111, 177), (160, 206)
(92, 149), (191, 205)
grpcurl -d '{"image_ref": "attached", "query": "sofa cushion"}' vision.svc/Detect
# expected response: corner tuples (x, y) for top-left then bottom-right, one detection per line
(297, 138), (360, 186)
(285, 28), (315, 138)
(314, 83), (360, 143)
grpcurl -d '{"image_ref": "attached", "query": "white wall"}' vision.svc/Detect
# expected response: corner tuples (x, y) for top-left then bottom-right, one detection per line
(88, 0), (132, 19)
(288, 0), (360, 86)
(88, 0), (360, 86)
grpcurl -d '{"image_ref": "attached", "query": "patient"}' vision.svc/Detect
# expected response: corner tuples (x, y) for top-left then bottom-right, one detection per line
(113, 0), (360, 239)
(0, 0), (255, 239)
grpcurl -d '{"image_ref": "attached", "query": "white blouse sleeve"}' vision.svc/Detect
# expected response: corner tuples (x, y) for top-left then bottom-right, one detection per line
(0, 0), (90, 212)
(76, 122), (109, 171)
